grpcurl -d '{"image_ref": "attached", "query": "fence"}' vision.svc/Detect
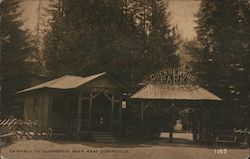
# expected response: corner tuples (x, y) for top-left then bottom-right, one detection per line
(0, 118), (39, 140)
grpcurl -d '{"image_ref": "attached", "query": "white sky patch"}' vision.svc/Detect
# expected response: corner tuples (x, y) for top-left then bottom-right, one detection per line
(168, 0), (200, 40)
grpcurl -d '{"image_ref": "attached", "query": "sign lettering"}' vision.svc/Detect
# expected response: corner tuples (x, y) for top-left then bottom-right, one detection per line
(144, 69), (197, 85)
(91, 87), (113, 94)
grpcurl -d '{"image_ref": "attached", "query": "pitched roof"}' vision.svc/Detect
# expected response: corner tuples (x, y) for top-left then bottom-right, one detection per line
(17, 72), (106, 93)
(131, 83), (222, 101)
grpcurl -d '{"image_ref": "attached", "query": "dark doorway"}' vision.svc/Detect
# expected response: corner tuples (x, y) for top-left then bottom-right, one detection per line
(92, 94), (111, 131)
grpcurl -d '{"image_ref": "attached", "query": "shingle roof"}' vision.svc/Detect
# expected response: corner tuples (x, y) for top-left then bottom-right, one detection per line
(17, 72), (106, 93)
(131, 83), (222, 101)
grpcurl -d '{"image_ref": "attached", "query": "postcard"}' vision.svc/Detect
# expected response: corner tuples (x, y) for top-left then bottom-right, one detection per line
(1, 0), (249, 159)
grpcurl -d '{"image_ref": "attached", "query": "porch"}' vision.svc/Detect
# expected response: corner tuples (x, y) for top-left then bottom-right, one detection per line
(48, 90), (123, 135)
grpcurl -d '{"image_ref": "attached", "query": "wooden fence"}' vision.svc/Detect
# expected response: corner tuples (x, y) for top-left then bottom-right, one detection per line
(0, 119), (39, 140)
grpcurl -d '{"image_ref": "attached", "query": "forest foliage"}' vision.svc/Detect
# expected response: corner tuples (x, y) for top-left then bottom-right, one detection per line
(0, 0), (35, 116)
(192, 0), (250, 129)
(43, 0), (179, 89)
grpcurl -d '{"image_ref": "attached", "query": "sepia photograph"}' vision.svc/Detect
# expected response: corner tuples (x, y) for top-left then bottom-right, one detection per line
(0, 0), (249, 159)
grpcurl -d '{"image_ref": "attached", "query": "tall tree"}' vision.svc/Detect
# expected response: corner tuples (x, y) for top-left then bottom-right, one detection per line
(148, 0), (179, 68)
(131, 0), (179, 74)
(196, 0), (250, 128)
(43, 0), (179, 89)
(0, 0), (33, 116)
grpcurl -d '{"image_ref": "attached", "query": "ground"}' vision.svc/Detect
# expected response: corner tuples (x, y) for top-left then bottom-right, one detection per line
(1, 133), (249, 159)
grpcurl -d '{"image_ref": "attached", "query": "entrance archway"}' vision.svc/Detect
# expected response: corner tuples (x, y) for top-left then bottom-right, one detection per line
(92, 94), (112, 131)
(131, 68), (222, 142)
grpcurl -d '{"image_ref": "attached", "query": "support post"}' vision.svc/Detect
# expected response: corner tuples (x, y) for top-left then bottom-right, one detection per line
(169, 131), (173, 143)
(111, 94), (115, 131)
(64, 97), (69, 130)
(88, 92), (93, 132)
(118, 95), (122, 129)
(77, 91), (82, 134)
(140, 100), (144, 127)
(47, 95), (53, 130)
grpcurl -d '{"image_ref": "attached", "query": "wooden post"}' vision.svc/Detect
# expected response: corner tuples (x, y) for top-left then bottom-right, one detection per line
(169, 131), (173, 143)
(192, 121), (198, 142)
(88, 92), (93, 132)
(118, 95), (122, 129)
(111, 94), (115, 131)
(64, 97), (69, 130)
(140, 100), (144, 127)
(169, 102), (174, 143)
(47, 95), (53, 130)
(77, 91), (82, 134)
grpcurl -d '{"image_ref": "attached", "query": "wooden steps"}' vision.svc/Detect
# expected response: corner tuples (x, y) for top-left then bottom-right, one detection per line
(92, 132), (118, 143)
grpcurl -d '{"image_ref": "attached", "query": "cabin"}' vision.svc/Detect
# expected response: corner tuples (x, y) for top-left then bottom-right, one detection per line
(18, 72), (126, 135)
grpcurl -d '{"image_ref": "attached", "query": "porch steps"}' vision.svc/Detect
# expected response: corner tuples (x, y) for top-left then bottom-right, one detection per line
(91, 132), (118, 143)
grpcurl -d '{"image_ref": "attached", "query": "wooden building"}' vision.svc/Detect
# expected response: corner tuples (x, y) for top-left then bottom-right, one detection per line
(131, 69), (222, 128)
(18, 69), (222, 141)
(130, 69), (222, 142)
(18, 72), (125, 135)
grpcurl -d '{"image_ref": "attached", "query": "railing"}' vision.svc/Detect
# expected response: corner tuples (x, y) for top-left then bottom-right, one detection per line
(48, 114), (68, 131)
(68, 119), (78, 132)
(68, 119), (89, 132)
(49, 115), (120, 133)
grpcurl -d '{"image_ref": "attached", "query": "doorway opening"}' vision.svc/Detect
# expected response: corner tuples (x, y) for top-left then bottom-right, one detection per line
(92, 94), (111, 132)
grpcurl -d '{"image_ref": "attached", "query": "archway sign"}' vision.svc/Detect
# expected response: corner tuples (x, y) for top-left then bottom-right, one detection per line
(132, 68), (221, 141)
(133, 68), (221, 100)
(142, 68), (198, 86)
